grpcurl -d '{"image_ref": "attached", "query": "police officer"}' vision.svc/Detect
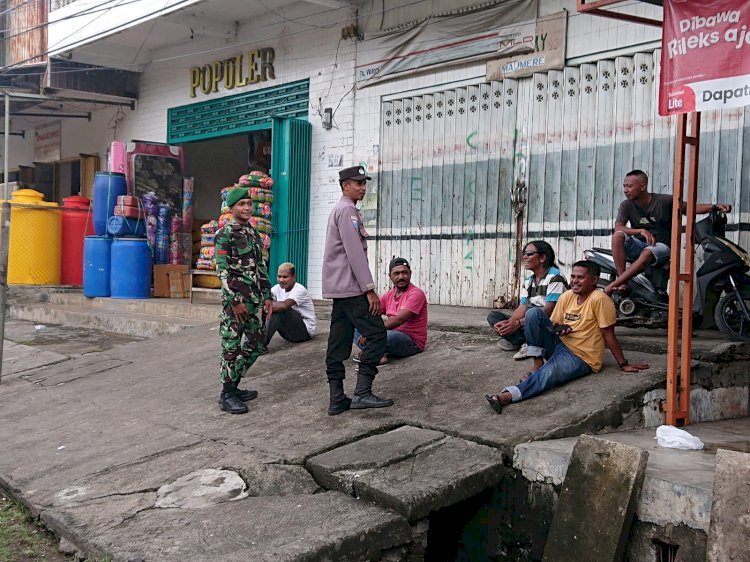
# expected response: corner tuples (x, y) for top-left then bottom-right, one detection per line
(323, 166), (393, 415)
(215, 187), (273, 414)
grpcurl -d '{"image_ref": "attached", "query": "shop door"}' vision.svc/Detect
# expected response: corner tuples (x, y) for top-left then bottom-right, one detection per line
(270, 117), (312, 286)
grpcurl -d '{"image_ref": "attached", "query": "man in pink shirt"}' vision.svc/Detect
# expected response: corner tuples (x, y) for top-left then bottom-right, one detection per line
(355, 257), (428, 365)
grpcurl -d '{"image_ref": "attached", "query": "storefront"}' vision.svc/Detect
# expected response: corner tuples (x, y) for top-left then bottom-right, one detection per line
(169, 78), (312, 284)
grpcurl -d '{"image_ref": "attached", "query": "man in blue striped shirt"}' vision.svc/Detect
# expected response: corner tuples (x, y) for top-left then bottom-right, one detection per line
(487, 241), (568, 359)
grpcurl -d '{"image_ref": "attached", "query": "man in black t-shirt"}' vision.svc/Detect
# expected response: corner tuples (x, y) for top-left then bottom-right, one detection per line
(604, 170), (732, 295)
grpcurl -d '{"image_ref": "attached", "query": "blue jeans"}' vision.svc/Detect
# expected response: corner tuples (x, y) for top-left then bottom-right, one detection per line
(623, 234), (671, 265)
(354, 328), (421, 358)
(487, 310), (525, 347)
(503, 308), (592, 402)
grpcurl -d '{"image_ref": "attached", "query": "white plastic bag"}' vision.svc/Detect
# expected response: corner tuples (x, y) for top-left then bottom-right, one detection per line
(655, 425), (704, 450)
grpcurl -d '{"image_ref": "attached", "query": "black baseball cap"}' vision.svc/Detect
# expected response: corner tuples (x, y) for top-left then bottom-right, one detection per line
(339, 165), (371, 182)
(389, 257), (410, 272)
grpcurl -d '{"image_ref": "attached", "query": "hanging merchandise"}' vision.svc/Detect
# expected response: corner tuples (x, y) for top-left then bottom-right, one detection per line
(182, 178), (194, 232)
(249, 187), (273, 204)
(252, 201), (272, 218)
(196, 220), (219, 270)
(155, 204), (171, 264)
(217, 212), (234, 229)
(169, 214), (183, 264)
(142, 192), (160, 248)
(249, 216), (272, 233)
(238, 172), (274, 189)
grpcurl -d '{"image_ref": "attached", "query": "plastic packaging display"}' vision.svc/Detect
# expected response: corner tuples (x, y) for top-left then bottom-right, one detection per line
(155, 204), (170, 265)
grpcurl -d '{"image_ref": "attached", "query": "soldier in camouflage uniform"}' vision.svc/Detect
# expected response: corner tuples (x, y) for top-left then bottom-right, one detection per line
(215, 187), (273, 414)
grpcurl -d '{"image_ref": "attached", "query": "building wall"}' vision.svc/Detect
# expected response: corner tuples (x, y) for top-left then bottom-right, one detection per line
(351, 0), (670, 303)
(6, 0), (671, 299)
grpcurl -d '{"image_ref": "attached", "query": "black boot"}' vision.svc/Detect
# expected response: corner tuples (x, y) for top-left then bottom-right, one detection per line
(350, 373), (393, 409)
(219, 382), (248, 414)
(233, 380), (258, 402)
(327, 380), (351, 416)
(216, 382), (258, 404)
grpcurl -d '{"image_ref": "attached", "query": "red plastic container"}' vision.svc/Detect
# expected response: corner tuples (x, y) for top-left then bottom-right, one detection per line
(61, 196), (95, 286)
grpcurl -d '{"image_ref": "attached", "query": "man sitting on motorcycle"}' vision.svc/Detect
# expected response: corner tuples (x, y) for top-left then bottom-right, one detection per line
(604, 169), (732, 295)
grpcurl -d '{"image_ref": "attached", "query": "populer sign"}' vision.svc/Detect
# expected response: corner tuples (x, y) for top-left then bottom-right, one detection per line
(659, 0), (750, 116)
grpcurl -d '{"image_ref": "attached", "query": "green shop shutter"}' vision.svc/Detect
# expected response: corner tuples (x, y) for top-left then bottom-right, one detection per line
(167, 79), (309, 143)
(270, 117), (312, 286)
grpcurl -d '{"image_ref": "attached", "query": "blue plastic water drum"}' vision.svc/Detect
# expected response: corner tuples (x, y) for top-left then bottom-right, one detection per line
(83, 236), (113, 298)
(107, 215), (146, 237)
(92, 172), (127, 236)
(110, 238), (152, 299)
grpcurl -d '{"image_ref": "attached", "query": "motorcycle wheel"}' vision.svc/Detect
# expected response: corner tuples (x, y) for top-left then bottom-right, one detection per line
(714, 291), (750, 342)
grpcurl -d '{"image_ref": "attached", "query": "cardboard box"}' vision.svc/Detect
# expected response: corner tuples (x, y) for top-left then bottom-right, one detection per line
(154, 265), (189, 298)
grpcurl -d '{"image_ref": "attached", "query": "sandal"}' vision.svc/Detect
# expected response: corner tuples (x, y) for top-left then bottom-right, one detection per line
(352, 353), (362, 363)
(519, 372), (532, 383)
(484, 394), (503, 415)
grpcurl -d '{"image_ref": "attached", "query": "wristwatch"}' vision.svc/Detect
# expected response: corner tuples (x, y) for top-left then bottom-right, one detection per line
(618, 359), (629, 369)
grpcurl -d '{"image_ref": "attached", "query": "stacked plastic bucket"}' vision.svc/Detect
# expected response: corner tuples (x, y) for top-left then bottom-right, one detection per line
(83, 172), (152, 299)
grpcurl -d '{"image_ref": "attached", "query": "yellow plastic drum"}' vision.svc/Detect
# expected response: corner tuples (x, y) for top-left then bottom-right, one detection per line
(6, 189), (62, 285)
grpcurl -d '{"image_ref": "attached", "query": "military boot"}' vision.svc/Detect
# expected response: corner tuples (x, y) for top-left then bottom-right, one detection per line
(350, 373), (393, 409)
(219, 382), (248, 414)
(327, 380), (351, 416)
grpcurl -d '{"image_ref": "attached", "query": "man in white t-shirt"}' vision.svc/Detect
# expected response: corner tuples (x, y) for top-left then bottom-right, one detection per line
(264, 262), (316, 346)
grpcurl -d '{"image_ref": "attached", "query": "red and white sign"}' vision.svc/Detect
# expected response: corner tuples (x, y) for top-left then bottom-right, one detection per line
(659, 0), (750, 116)
(34, 122), (61, 162)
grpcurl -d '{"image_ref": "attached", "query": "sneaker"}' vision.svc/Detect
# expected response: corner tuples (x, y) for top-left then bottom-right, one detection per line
(513, 343), (529, 360)
(497, 339), (520, 351)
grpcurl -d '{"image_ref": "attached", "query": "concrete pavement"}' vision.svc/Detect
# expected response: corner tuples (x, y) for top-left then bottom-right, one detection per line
(0, 310), (748, 560)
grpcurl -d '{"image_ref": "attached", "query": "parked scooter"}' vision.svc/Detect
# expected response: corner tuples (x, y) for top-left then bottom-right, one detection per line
(584, 208), (750, 341)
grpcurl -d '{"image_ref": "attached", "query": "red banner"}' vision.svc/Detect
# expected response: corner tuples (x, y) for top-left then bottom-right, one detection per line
(659, 0), (750, 116)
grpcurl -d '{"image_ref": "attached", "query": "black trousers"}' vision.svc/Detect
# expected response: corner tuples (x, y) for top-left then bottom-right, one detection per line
(264, 308), (311, 346)
(326, 294), (386, 383)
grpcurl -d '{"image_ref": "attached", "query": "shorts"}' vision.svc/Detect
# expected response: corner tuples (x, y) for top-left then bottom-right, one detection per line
(623, 234), (671, 265)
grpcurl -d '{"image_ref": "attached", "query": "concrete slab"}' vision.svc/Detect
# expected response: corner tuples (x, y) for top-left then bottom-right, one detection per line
(0, 340), (68, 377)
(307, 426), (505, 520)
(43, 490), (412, 562)
(542, 435), (648, 562)
(707, 449), (750, 562)
(514, 418), (750, 533)
(2, 318), (142, 355)
(0, 315), (745, 560)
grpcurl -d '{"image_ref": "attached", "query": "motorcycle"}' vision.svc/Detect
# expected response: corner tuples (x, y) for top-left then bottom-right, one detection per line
(584, 209), (750, 341)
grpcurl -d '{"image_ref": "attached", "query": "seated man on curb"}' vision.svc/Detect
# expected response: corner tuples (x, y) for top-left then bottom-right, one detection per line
(487, 240), (568, 360)
(264, 262), (316, 346)
(354, 257), (427, 366)
(605, 169), (732, 295)
(485, 260), (649, 414)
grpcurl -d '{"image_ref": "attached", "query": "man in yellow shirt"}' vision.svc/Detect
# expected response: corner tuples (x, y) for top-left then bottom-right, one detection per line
(485, 261), (649, 413)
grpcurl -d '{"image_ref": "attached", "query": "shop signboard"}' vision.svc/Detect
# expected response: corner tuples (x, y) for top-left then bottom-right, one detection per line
(34, 122), (61, 162)
(486, 11), (567, 81)
(659, 0), (750, 115)
(356, 0), (538, 86)
(189, 48), (276, 98)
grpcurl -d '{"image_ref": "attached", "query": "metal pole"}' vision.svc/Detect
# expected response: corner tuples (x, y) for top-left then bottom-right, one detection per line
(0, 92), (11, 384)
